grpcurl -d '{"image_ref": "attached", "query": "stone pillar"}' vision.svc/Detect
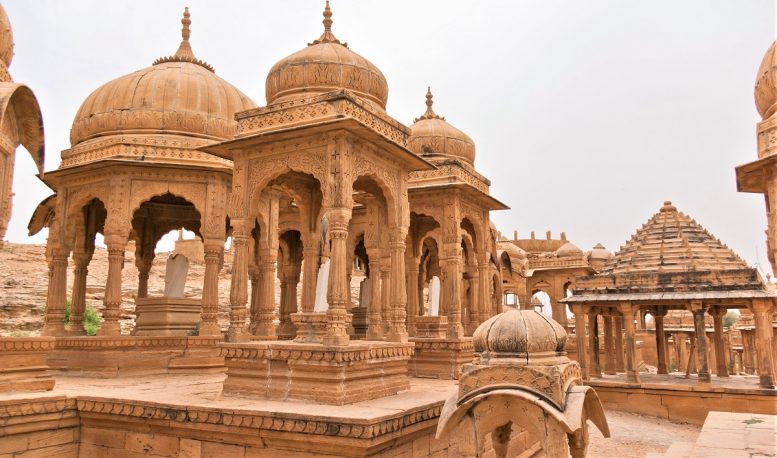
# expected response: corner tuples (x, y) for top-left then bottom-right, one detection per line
(324, 208), (352, 346)
(614, 314), (624, 372)
(386, 229), (408, 343)
(277, 266), (300, 338)
(227, 220), (250, 342)
(690, 301), (711, 383)
(466, 271), (479, 334)
(248, 270), (259, 333)
(98, 236), (127, 336)
(42, 250), (70, 336)
(618, 302), (640, 384)
(570, 305), (588, 380)
(67, 252), (91, 336)
(710, 307), (729, 378)
(674, 332), (687, 373)
(654, 308), (668, 375)
(587, 309), (601, 378)
(743, 330), (756, 375)
(603, 312), (615, 375)
(751, 299), (776, 389)
(199, 240), (223, 336)
(300, 245), (318, 313)
(137, 260), (152, 299)
(406, 259), (420, 336)
(366, 250), (383, 340)
(380, 261), (391, 335)
(477, 256), (490, 324)
(253, 254), (277, 340)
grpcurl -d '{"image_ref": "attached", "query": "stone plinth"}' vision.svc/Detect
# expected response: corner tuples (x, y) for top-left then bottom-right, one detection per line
(290, 312), (327, 343)
(220, 340), (415, 405)
(0, 338), (56, 392)
(351, 306), (368, 338)
(48, 336), (223, 376)
(414, 316), (448, 338)
(409, 336), (474, 380)
(133, 296), (202, 336)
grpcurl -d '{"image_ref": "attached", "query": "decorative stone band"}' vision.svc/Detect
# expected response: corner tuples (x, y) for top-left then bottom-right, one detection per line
(53, 336), (223, 350)
(73, 397), (442, 440)
(409, 164), (489, 194)
(219, 342), (415, 363)
(528, 258), (589, 270)
(236, 90), (410, 147)
(59, 134), (230, 169)
(0, 397), (75, 419)
(409, 339), (475, 352)
(0, 337), (56, 351)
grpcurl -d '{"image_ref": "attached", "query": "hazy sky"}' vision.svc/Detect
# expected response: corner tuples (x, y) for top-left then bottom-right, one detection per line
(3, 1), (775, 273)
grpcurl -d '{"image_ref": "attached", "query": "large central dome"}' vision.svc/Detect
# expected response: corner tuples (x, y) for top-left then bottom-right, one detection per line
(264, 2), (389, 109)
(69, 8), (256, 147)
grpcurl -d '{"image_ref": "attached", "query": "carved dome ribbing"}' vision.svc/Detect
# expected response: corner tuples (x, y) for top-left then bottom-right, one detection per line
(265, 2), (388, 109)
(69, 8), (256, 147)
(473, 310), (567, 357)
(0, 3), (13, 82)
(408, 88), (476, 165)
(755, 39), (777, 120)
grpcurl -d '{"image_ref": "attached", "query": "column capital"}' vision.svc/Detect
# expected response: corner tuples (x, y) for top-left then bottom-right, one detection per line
(617, 301), (635, 315)
(652, 306), (668, 318)
(689, 300), (708, 313)
(749, 298), (775, 315)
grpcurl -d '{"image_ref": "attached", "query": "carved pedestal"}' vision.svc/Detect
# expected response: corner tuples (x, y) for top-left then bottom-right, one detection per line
(133, 296), (202, 336)
(0, 338), (56, 392)
(220, 341), (414, 405)
(351, 306), (368, 338)
(290, 312), (327, 344)
(410, 317), (473, 379)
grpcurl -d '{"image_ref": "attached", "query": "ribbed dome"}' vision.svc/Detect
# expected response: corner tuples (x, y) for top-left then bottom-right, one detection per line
(265, 3), (388, 109)
(755, 39), (777, 120)
(0, 3), (13, 82)
(69, 8), (256, 147)
(473, 310), (567, 357)
(408, 88), (476, 165)
(556, 242), (583, 258)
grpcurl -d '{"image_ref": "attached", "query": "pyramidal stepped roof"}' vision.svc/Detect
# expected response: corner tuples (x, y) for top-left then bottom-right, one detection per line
(602, 201), (750, 275)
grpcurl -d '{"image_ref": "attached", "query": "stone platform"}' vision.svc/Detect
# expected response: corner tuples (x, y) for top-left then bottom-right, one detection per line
(220, 340), (415, 405)
(589, 373), (777, 425)
(658, 411), (777, 457)
(48, 336), (224, 376)
(0, 373), (540, 457)
(409, 338), (473, 379)
(0, 337), (56, 393)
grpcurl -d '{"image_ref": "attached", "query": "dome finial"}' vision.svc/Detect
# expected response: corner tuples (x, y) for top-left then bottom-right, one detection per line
(153, 7), (214, 72)
(310, 0), (347, 47)
(660, 200), (677, 213)
(414, 86), (445, 122)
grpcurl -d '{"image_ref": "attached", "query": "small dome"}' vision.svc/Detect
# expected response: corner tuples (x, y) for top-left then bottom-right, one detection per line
(501, 241), (527, 260)
(556, 242), (583, 258)
(756, 40), (777, 120)
(0, 3), (14, 82)
(265, 3), (388, 109)
(69, 8), (257, 147)
(588, 243), (613, 261)
(408, 88), (476, 164)
(473, 309), (567, 357)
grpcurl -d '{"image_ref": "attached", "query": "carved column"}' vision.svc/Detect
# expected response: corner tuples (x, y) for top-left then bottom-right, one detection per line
(380, 260), (391, 334)
(277, 265), (300, 338)
(614, 314), (625, 372)
(587, 309), (601, 378)
(654, 308), (668, 375)
(477, 255), (490, 324)
(324, 207), (352, 346)
(248, 269), (259, 333)
(386, 228), (408, 342)
(42, 249), (70, 336)
(603, 312), (615, 375)
(98, 235), (127, 336)
(253, 250), (277, 340)
(227, 219), (250, 342)
(570, 305), (588, 380)
(300, 245), (319, 313)
(618, 302), (640, 384)
(68, 253), (91, 335)
(366, 250), (383, 340)
(710, 307), (729, 378)
(750, 299), (776, 388)
(674, 332), (687, 373)
(405, 258), (420, 336)
(466, 271), (479, 334)
(743, 330), (756, 375)
(199, 240), (223, 336)
(690, 301), (711, 383)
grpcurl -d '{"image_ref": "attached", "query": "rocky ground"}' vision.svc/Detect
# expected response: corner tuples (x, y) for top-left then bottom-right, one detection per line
(588, 409), (701, 457)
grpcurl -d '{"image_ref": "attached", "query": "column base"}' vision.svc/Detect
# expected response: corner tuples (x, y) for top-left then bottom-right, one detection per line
(291, 312), (326, 343)
(198, 322), (222, 337)
(220, 340), (414, 405)
(409, 337), (473, 379)
(133, 296), (201, 336)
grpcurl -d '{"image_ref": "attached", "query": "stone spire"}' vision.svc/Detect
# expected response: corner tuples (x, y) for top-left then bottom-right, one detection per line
(414, 87), (445, 122)
(153, 7), (214, 72)
(310, 1), (347, 47)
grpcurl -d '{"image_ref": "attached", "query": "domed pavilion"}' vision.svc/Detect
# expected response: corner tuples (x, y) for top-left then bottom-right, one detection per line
(32, 8), (257, 338)
(0, 3), (45, 248)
